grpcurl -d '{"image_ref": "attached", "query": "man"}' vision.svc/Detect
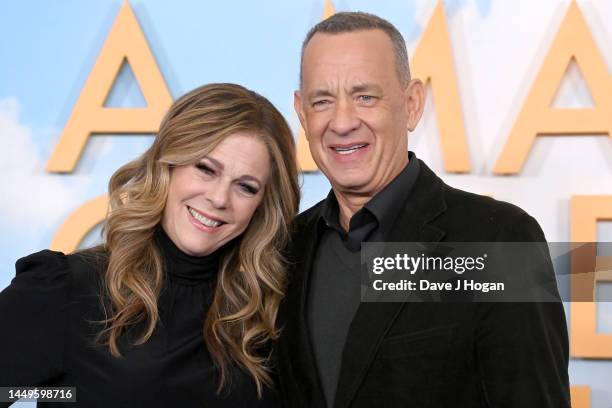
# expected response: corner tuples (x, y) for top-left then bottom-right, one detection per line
(277, 11), (570, 408)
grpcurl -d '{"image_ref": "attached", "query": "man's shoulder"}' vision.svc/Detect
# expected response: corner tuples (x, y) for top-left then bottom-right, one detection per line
(438, 183), (544, 241)
(443, 184), (525, 218)
(293, 199), (326, 231)
(417, 159), (535, 231)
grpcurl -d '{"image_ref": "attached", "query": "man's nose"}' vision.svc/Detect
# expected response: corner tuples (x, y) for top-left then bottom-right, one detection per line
(329, 99), (360, 136)
(206, 180), (230, 209)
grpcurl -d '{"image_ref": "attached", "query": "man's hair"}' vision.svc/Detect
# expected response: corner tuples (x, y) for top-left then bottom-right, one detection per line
(300, 11), (411, 88)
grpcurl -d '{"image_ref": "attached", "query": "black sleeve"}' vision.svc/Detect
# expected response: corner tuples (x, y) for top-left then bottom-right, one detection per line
(0, 250), (71, 394)
(476, 213), (570, 407)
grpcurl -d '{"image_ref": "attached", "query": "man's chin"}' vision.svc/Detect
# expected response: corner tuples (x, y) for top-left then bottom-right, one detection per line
(331, 178), (373, 194)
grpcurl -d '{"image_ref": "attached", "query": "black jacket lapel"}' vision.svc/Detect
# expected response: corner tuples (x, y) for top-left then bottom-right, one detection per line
(333, 161), (447, 408)
(281, 208), (327, 407)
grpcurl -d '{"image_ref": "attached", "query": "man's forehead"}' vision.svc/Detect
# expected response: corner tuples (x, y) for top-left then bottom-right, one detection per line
(303, 32), (394, 77)
(302, 31), (394, 71)
(304, 29), (394, 55)
(299, 28), (403, 92)
(302, 38), (394, 88)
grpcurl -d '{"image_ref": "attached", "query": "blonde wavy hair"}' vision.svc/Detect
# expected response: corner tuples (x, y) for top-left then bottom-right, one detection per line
(94, 83), (299, 396)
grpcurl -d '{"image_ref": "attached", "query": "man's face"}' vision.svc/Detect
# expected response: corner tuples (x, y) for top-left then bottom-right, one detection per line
(296, 29), (422, 195)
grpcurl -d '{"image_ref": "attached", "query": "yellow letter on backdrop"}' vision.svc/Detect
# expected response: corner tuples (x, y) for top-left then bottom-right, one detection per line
(571, 386), (591, 408)
(46, 1), (172, 173)
(494, 1), (612, 174)
(410, 0), (471, 173)
(570, 195), (612, 359)
(50, 195), (108, 253)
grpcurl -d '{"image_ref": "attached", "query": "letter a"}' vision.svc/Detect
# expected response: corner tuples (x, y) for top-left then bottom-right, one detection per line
(494, 1), (612, 174)
(46, 1), (172, 173)
(411, 1), (471, 173)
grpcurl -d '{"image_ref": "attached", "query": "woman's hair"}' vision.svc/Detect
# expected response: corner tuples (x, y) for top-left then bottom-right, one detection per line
(96, 83), (300, 395)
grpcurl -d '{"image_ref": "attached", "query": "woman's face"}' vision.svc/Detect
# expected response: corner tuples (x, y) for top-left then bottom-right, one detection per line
(162, 132), (271, 256)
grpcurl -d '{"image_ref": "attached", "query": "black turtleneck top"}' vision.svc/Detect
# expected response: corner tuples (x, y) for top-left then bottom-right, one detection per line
(0, 227), (279, 407)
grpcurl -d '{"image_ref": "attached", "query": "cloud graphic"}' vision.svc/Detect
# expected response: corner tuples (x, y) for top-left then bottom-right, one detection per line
(0, 97), (81, 231)
(445, 0), (492, 18)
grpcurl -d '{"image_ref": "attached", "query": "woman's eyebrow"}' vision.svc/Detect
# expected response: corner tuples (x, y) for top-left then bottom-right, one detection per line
(237, 174), (262, 186)
(203, 156), (262, 186)
(201, 156), (223, 169)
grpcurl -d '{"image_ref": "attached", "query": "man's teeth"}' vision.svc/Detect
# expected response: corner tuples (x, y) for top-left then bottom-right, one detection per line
(334, 144), (366, 155)
(189, 208), (222, 228)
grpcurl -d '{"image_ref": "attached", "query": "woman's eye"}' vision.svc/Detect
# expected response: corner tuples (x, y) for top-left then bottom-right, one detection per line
(195, 163), (215, 175)
(239, 183), (259, 195)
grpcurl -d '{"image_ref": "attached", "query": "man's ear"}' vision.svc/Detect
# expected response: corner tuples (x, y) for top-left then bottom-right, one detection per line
(405, 79), (425, 132)
(294, 90), (307, 136)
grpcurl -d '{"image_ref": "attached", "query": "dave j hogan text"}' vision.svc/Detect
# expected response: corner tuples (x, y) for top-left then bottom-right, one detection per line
(372, 279), (505, 293)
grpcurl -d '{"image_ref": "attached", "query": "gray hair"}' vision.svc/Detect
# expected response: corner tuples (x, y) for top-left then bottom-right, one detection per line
(299, 11), (411, 88)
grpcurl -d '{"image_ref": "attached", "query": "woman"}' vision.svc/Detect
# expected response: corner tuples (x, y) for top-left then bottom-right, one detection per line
(0, 83), (300, 407)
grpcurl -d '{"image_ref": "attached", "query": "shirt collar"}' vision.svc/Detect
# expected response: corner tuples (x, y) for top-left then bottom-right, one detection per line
(318, 151), (421, 240)
(363, 150), (420, 238)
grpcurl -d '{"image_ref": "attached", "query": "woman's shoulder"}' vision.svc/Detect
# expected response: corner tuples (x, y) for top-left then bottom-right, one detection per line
(14, 249), (71, 283)
(13, 247), (107, 293)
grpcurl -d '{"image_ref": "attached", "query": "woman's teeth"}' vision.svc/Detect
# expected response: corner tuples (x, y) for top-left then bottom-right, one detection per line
(334, 144), (366, 155)
(189, 207), (222, 228)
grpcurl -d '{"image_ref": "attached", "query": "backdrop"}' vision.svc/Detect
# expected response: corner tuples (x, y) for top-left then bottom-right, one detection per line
(1, 0), (611, 406)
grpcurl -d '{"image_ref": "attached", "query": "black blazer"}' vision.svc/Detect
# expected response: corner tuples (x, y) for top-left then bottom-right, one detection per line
(276, 160), (570, 408)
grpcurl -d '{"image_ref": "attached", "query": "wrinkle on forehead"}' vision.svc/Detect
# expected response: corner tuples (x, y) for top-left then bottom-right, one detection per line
(307, 78), (385, 101)
(301, 32), (400, 94)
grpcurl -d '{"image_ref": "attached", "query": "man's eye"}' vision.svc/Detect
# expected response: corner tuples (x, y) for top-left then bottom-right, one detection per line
(239, 183), (259, 195)
(195, 163), (215, 175)
(312, 100), (329, 108)
(358, 95), (376, 104)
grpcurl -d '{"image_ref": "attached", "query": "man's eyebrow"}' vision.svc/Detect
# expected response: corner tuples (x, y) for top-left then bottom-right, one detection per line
(307, 89), (334, 100)
(305, 84), (384, 100)
(351, 84), (383, 94)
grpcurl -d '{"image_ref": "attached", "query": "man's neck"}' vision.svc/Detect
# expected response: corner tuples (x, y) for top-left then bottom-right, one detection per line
(335, 193), (370, 231)
(332, 154), (410, 231)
